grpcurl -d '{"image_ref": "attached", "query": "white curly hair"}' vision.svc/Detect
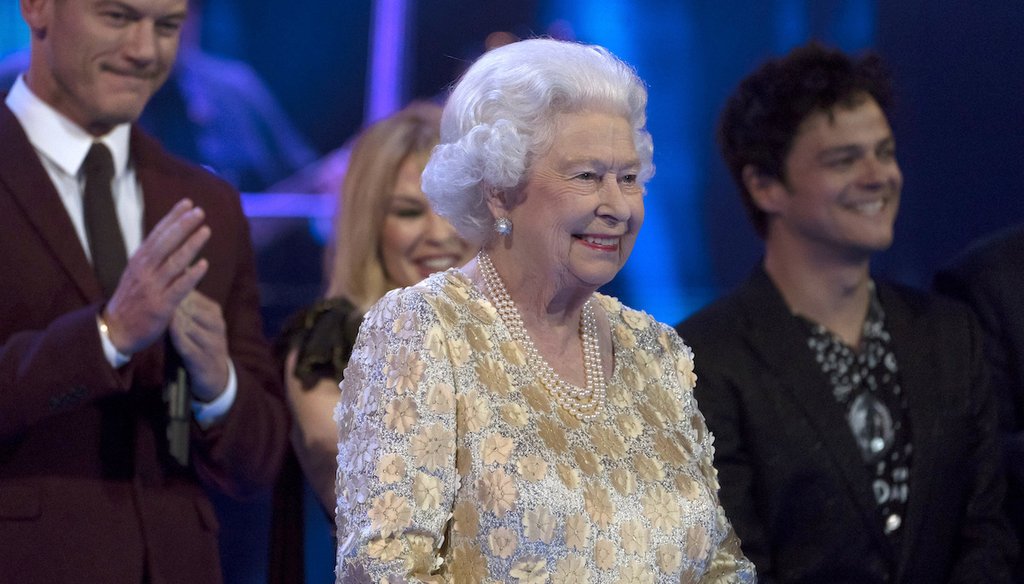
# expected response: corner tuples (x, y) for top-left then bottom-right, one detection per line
(421, 38), (654, 246)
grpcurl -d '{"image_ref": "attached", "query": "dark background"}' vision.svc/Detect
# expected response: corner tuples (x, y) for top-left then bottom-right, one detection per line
(5, 0), (1019, 321)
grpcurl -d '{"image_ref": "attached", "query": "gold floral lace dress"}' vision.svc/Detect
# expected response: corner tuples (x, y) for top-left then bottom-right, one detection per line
(335, 270), (755, 583)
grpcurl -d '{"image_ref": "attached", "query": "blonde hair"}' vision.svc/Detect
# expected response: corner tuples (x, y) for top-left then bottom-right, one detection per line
(325, 101), (443, 309)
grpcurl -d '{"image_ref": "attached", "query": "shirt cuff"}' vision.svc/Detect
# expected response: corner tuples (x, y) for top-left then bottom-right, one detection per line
(191, 359), (237, 429)
(96, 315), (131, 368)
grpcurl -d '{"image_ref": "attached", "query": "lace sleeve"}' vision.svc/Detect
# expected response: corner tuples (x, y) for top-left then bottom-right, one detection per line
(663, 325), (757, 583)
(335, 287), (459, 583)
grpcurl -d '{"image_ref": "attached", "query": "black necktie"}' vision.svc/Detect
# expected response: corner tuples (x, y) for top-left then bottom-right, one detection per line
(82, 143), (127, 297)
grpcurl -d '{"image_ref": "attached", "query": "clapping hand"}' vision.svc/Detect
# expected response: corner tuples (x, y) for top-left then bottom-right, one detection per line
(102, 199), (210, 357)
(170, 290), (229, 402)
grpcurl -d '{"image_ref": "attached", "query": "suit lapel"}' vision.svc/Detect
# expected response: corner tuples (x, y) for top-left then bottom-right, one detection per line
(132, 128), (218, 302)
(0, 104), (102, 303)
(878, 285), (937, 574)
(131, 126), (177, 235)
(736, 268), (893, 554)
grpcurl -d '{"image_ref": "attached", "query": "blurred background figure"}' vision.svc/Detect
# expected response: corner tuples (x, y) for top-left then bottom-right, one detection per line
(0, 0), (316, 192)
(935, 223), (1024, 581)
(270, 101), (474, 583)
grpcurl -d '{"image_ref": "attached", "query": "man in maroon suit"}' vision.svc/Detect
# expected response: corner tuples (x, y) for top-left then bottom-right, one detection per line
(0, 1), (288, 582)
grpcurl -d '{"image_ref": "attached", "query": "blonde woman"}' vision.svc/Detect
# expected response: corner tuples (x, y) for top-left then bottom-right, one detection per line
(279, 101), (473, 513)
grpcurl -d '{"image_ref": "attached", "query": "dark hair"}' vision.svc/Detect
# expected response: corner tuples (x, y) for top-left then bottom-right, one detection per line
(718, 42), (893, 237)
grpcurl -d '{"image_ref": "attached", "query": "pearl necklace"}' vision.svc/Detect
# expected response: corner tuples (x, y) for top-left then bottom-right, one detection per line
(477, 252), (606, 421)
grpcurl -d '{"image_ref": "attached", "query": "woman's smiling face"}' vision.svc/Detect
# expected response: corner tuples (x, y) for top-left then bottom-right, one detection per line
(380, 152), (473, 287)
(502, 110), (645, 291)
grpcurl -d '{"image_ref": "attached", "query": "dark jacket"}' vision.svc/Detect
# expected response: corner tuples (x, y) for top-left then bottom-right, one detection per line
(676, 267), (1015, 583)
(935, 224), (1024, 579)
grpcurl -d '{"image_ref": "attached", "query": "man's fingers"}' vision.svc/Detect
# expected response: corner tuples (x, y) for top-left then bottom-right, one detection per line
(176, 291), (225, 336)
(102, 201), (212, 355)
(168, 310), (192, 349)
(180, 290), (220, 315)
(135, 203), (206, 272)
(154, 199), (195, 229)
(153, 208), (206, 266)
(138, 200), (194, 253)
(157, 224), (210, 286)
(169, 297), (230, 400)
(166, 259), (209, 306)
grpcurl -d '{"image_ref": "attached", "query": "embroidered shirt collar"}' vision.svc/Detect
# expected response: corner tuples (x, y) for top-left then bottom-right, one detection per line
(5, 75), (131, 178)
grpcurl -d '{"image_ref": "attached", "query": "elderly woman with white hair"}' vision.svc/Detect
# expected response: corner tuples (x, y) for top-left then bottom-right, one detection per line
(334, 38), (755, 583)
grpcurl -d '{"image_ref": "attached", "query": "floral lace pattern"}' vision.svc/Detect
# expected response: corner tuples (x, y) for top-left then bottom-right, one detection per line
(335, 270), (755, 583)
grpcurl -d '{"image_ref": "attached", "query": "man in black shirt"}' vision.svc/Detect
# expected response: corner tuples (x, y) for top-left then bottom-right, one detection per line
(676, 43), (1015, 583)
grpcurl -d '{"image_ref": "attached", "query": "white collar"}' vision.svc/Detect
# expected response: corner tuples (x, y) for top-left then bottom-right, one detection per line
(5, 75), (131, 177)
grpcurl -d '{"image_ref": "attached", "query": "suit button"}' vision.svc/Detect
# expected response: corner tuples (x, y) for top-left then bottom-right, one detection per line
(884, 513), (902, 533)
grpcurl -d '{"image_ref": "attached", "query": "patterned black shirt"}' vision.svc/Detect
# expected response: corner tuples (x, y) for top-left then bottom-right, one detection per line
(797, 286), (913, 544)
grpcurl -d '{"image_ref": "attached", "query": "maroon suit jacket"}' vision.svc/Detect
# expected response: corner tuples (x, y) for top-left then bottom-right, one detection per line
(0, 104), (288, 583)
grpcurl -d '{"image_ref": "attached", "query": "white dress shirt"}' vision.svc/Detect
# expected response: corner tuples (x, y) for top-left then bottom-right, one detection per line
(5, 76), (236, 423)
